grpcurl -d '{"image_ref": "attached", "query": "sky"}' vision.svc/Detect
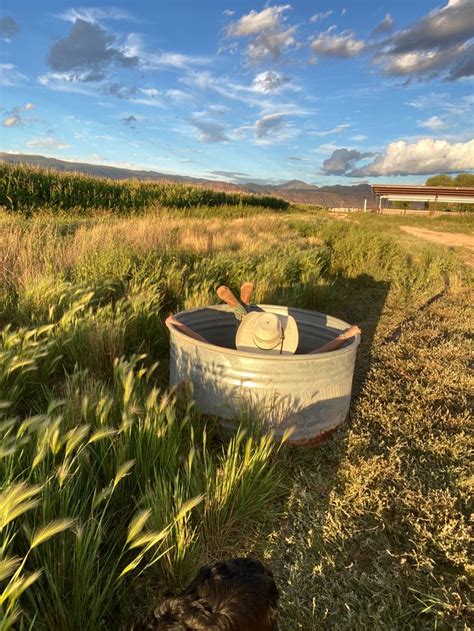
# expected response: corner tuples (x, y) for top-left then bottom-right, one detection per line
(0, 0), (473, 186)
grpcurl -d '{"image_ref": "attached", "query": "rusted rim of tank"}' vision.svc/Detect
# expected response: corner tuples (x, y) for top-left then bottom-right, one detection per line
(170, 304), (360, 361)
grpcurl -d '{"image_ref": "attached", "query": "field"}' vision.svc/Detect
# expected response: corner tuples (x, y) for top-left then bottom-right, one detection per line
(0, 166), (472, 630)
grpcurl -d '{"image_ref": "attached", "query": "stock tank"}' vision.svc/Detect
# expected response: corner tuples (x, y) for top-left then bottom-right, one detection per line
(169, 304), (360, 446)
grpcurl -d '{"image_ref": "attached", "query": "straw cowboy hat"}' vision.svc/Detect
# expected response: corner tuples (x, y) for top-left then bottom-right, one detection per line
(236, 311), (299, 355)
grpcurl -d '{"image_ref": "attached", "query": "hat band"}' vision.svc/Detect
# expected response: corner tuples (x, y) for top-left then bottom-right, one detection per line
(253, 331), (283, 350)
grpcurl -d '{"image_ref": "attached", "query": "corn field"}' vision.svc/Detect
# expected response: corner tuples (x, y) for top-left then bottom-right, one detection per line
(0, 163), (289, 214)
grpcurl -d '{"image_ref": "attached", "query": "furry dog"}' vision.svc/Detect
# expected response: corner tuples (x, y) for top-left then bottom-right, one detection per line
(134, 557), (279, 630)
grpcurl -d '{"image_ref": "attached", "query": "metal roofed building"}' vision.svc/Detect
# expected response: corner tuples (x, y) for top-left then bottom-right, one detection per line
(371, 184), (474, 210)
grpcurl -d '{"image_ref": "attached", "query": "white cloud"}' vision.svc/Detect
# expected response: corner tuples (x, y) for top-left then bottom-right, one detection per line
(122, 33), (210, 70)
(310, 27), (365, 57)
(24, 102), (36, 111)
(188, 112), (229, 143)
(0, 63), (27, 86)
(57, 7), (134, 23)
(166, 89), (194, 103)
(256, 113), (285, 138)
(26, 137), (71, 150)
(351, 134), (368, 141)
(309, 10), (333, 24)
(374, 43), (470, 80)
(351, 138), (474, 176)
(38, 72), (95, 94)
(247, 27), (297, 64)
(227, 5), (291, 36)
(309, 123), (351, 137)
(321, 148), (376, 174)
(223, 9), (235, 17)
(226, 4), (297, 64)
(375, 0), (474, 81)
(2, 114), (21, 127)
(251, 70), (291, 93)
(418, 116), (447, 130)
(235, 112), (299, 145)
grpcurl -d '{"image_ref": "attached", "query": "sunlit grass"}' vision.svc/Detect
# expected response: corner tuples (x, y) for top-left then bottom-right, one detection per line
(0, 172), (471, 629)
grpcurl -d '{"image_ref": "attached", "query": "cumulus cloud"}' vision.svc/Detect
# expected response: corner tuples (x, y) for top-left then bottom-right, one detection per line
(309, 11), (333, 24)
(227, 5), (291, 36)
(375, 42), (472, 80)
(418, 116), (447, 130)
(251, 70), (291, 93)
(47, 18), (138, 82)
(227, 4), (297, 64)
(372, 13), (393, 36)
(310, 27), (365, 58)
(26, 137), (71, 150)
(351, 138), (474, 176)
(390, 0), (473, 53)
(2, 114), (21, 127)
(1, 102), (37, 127)
(0, 16), (19, 38)
(375, 0), (474, 81)
(322, 148), (376, 175)
(246, 26), (296, 64)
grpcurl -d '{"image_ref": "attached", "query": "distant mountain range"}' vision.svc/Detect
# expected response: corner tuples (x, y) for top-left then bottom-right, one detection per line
(0, 153), (372, 208)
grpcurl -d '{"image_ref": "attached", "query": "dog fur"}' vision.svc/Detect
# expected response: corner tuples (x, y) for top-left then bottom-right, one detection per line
(134, 557), (279, 630)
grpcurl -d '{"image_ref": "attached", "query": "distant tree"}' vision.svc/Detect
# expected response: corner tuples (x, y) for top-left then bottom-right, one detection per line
(453, 173), (474, 187)
(425, 174), (453, 186)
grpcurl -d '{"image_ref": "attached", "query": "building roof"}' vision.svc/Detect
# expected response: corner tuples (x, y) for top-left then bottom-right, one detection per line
(371, 184), (474, 197)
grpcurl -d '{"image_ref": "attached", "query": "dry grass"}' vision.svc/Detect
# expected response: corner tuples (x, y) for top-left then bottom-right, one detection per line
(262, 288), (473, 630)
(0, 214), (300, 290)
(0, 205), (471, 629)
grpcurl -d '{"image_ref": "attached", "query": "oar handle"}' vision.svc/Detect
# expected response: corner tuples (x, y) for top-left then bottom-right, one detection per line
(216, 285), (248, 320)
(165, 315), (208, 343)
(240, 281), (255, 305)
(309, 325), (361, 354)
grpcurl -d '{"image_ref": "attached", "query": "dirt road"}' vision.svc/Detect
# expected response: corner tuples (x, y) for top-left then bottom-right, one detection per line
(400, 226), (474, 250)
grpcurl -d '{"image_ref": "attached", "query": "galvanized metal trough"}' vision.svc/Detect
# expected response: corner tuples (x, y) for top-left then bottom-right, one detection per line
(169, 304), (360, 446)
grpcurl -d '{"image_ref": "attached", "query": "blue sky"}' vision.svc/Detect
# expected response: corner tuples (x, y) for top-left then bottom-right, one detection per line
(0, 1), (473, 185)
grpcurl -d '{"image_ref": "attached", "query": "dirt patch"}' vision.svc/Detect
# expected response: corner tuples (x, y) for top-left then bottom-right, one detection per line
(400, 226), (474, 250)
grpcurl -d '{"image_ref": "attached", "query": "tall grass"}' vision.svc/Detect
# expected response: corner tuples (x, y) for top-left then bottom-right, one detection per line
(0, 163), (289, 214)
(0, 194), (468, 628)
(0, 324), (282, 628)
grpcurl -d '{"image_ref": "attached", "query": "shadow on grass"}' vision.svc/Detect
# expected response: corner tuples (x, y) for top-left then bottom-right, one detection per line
(248, 273), (390, 630)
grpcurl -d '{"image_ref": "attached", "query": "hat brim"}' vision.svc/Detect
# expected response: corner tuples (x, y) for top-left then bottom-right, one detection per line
(236, 311), (299, 355)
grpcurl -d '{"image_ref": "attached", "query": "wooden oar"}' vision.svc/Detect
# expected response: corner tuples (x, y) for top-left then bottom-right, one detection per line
(165, 315), (208, 343)
(309, 325), (361, 354)
(240, 281), (255, 305)
(216, 285), (248, 320)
